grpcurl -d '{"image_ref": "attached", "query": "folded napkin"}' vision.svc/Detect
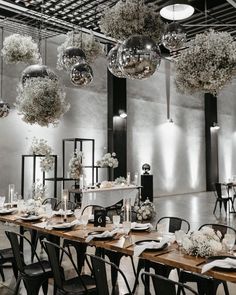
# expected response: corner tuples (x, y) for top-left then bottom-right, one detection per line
(133, 237), (169, 257)
(202, 258), (236, 273)
(53, 209), (73, 215)
(85, 229), (120, 243)
(131, 222), (153, 230)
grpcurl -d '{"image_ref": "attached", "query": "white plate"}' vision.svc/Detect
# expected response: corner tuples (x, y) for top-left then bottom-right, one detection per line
(52, 223), (73, 229)
(0, 208), (16, 215)
(132, 225), (150, 231)
(54, 210), (74, 216)
(20, 215), (42, 221)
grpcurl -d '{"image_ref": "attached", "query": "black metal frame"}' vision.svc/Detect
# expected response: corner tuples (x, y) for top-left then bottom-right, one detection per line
(21, 154), (58, 199)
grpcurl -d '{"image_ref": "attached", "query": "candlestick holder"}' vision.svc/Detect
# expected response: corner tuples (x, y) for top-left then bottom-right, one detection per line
(124, 198), (131, 222)
(62, 189), (68, 222)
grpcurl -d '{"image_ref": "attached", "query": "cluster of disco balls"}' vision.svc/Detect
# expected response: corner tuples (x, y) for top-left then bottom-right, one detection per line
(107, 22), (186, 79)
(62, 47), (93, 87)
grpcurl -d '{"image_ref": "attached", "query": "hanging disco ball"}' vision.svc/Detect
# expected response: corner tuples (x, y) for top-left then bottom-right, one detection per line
(70, 62), (93, 86)
(0, 101), (10, 118)
(21, 64), (58, 86)
(62, 47), (86, 70)
(162, 22), (186, 52)
(118, 35), (161, 80)
(107, 44), (126, 78)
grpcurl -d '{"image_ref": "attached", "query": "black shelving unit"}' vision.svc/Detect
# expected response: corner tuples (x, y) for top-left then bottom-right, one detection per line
(21, 155), (58, 199)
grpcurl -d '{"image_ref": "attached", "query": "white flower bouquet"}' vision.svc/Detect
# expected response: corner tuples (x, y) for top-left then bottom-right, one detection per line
(99, 0), (163, 42)
(32, 180), (47, 204)
(30, 138), (52, 155)
(175, 30), (236, 94)
(68, 150), (83, 180)
(2, 33), (41, 64)
(40, 156), (54, 173)
(182, 226), (223, 257)
(96, 152), (119, 168)
(134, 198), (156, 221)
(15, 76), (70, 127)
(57, 31), (104, 70)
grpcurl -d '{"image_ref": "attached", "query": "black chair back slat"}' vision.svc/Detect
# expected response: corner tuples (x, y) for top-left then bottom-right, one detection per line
(215, 183), (223, 198)
(199, 223), (236, 243)
(55, 200), (76, 211)
(90, 254), (109, 295)
(42, 198), (57, 210)
(141, 272), (199, 295)
(5, 231), (25, 273)
(156, 216), (190, 233)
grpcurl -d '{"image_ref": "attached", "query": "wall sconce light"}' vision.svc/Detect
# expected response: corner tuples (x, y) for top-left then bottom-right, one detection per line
(160, 0), (194, 21)
(212, 122), (220, 129)
(119, 110), (127, 118)
(167, 118), (174, 124)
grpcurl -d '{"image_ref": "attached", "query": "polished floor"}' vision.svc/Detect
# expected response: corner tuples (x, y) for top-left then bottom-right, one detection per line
(0, 191), (236, 294)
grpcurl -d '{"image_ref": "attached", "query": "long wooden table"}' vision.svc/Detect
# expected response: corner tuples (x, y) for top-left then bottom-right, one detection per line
(1, 213), (236, 294)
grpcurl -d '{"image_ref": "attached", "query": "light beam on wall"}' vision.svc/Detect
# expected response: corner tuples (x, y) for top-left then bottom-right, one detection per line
(157, 122), (180, 191)
(187, 137), (201, 189)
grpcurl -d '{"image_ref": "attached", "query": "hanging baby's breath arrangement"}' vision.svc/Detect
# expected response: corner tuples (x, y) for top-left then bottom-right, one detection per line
(2, 34), (41, 64)
(99, 0), (163, 42)
(15, 77), (70, 127)
(57, 31), (104, 70)
(175, 30), (236, 94)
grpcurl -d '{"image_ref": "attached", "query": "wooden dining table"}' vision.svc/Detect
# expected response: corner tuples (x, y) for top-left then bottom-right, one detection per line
(0, 212), (236, 294)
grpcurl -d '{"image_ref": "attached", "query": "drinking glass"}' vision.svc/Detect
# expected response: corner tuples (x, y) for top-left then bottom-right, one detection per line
(175, 230), (185, 247)
(123, 221), (131, 238)
(224, 233), (235, 254)
(80, 214), (89, 230)
(0, 196), (5, 209)
(113, 215), (120, 229)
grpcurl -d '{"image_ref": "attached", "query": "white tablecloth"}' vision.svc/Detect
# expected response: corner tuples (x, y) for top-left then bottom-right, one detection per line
(81, 185), (139, 209)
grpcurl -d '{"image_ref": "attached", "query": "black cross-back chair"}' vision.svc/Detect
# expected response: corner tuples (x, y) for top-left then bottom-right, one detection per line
(55, 200), (76, 211)
(178, 223), (236, 295)
(5, 231), (52, 295)
(141, 272), (199, 295)
(213, 183), (234, 214)
(0, 247), (18, 282)
(42, 198), (58, 210)
(132, 216), (190, 293)
(87, 254), (133, 295)
(43, 240), (96, 295)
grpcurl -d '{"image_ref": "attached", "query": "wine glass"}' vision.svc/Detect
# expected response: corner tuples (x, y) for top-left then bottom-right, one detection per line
(123, 221), (131, 238)
(74, 208), (82, 220)
(224, 233), (235, 254)
(175, 230), (185, 249)
(80, 214), (89, 230)
(113, 215), (120, 229)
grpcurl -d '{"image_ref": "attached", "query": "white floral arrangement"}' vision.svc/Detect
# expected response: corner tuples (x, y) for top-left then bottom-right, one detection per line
(96, 152), (119, 168)
(100, 181), (114, 188)
(99, 0), (163, 42)
(115, 176), (127, 185)
(57, 31), (104, 70)
(30, 137), (52, 155)
(40, 156), (55, 173)
(32, 180), (47, 205)
(15, 76), (70, 127)
(134, 198), (155, 221)
(2, 33), (41, 64)
(182, 227), (223, 257)
(68, 150), (83, 180)
(175, 30), (236, 94)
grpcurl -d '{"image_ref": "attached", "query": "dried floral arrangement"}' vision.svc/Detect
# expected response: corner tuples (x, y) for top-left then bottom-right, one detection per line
(99, 0), (163, 42)
(175, 30), (236, 94)
(68, 150), (83, 180)
(2, 34), (41, 64)
(57, 31), (104, 70)
(15, 77), (70, 127)
(182, 227), (222, 257)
